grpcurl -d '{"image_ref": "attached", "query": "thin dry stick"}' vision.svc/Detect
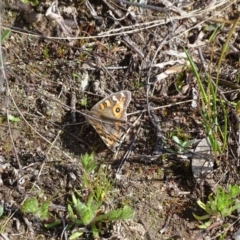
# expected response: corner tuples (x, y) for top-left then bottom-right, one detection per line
(0, 6), (22, 170)
(60, 218), (68, 240)
(150, 109), (163, 155)
(47, 130), (62, 155)
(1, 0), (233, 40)
(112, 0), (170, 12)
(128, 99), (193, 116)
(213, 217), (240, 240)
(45, 0), (72, 37)
(159, 214), (173, 234)
(71, 91), (77, 123)
(5, 69), (91, 147)
(95, 56), (121, 91)
(145, 22), (176, 154)
(116, 125), (141, 173)
(6, 95), (22, 169)
(7, 86), (73, 160)
(193, 220), (223, 240)
(86, 0), (103, 20)
(2, 76), (22, 170)
(23, 217), (34, 238)
(7, 64), (193, 125)
(115, 112), (143, 171)
(31, 130), (66, 193)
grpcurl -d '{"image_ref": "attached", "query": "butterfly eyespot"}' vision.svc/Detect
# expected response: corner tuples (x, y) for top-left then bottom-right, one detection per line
(112, 104), (123, 118)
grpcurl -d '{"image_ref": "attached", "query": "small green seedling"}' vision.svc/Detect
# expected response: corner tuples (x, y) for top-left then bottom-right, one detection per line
(21, 197), (50, 220)
(21, 0), (39, 6)
(43, 45), (49, 58)
(0, 30), (11, 44)
(67, 153), (134, 238)
(79, 97), (88, 107)
(8, 114), (21, 123)
(81, 152), (96, 174)
(184, 49), (227, 153)
(172, 136), (195, 153)
(68, 194), (134, 238)
(0, 205), (3, 218)
(193, 184), (240, 229)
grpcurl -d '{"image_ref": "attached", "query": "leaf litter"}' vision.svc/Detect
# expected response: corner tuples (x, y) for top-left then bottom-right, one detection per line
(0, 0), (240, 239)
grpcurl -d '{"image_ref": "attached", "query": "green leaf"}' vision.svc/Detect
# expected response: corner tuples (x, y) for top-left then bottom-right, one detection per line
(228, 184), (240, 196)
(193, 213), (211, 221)
(0, 205), (3, 217)
(67, 204), (76, 220)
(95, 205), (134, 222)
(182, 140), (195, 148)
(91, 224), (99, 238)
(22, 198), (39, 214)
(79, 98), (87, 107)
(172, 136), (182, 145)
(204, 24), (218, 31)
(8, 114), (21, 123)
(70, 194), (97, 225)
(236, 102), (240, 116)
(198, 220), (212, 229)
(81, 206), (95, 225)
(81, 153), (96, 174)
(43, 45), (49, 58)
(230, 202), (240, 212)
(44, 219), (61, 228)
(67, 204), (83, 224)
(0, 30), (11, 44)
(38, 201), (50, 219)
(21, 198), (50, 220)
(196, 199), (206, 211)
(72, 194), (78, 207)
(69, 231), (84, 239)
(21, 0), (39, 6)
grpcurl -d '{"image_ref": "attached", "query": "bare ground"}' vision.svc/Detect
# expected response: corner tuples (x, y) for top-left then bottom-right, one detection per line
(0, 0), (240, 239)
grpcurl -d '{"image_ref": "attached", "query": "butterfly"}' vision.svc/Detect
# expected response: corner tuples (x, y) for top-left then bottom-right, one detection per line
(85, 90), (131, 152)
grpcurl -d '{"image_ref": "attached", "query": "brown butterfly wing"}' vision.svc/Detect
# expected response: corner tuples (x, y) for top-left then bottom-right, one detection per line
(86, 91), (131, 152)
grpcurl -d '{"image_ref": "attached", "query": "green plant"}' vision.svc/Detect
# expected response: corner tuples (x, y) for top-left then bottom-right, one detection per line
(236, 101), (240, 116)
(185, 49), (227, 153)
(193, 184), (240, 230)
(21, 197), (50, 220)
(81, 152), (96, 174)
(172, 135), (195, 153)
(204, 24), (223, 42)
(21, 0), (39, 6)
(67, 153), (134, 239)
(237, 72), (240, 84)
(7, 114), (21, 123)
(174, 71), (186, 92)
(0, 205), (3, 218)
(135, 80), (144, 89)
(79, 97), (88, 107)
(43, 45), (49, 58)
(0, 30), (11, 44)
